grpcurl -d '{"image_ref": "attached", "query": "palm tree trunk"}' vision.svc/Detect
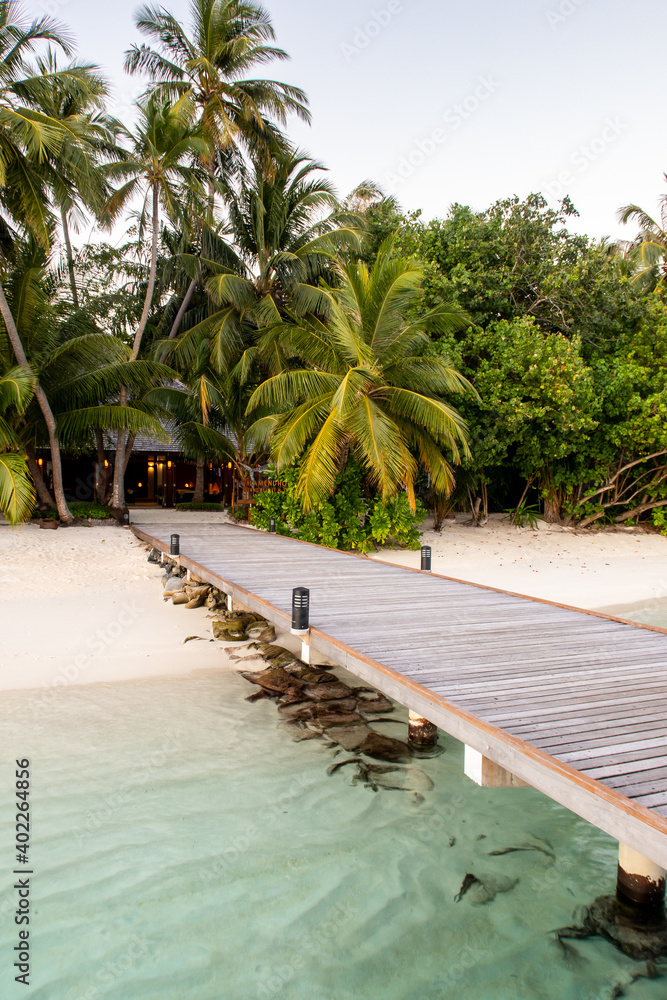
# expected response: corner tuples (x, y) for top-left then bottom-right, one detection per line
(0, 279), (73, 524)
(95, 429), (108, 503)
(111, 184), (161, 510)
(193, 458), (205, 503)
(132, 184), (160, 361)
(123, 433), (136, 475)
(61, 205), (79, 309)
(168, 273), (198, 340)
(26, 441), (54, 506)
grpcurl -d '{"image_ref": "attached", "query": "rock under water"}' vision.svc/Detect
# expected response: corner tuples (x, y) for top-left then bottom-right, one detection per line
(555, 895), (667, 961)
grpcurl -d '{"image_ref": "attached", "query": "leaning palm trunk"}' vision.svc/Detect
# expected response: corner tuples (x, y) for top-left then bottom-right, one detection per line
(26, 441), (55, 506)
(61, 206), (80, 309)
(95, 429), (108, 503)
(0, 280), (73, 523)
(111, 184), (160, 510)
(168, 272), (198, 340)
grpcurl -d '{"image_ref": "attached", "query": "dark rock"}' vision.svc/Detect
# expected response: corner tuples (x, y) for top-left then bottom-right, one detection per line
(359, 732), (411, 763)
(249, 666), (303, 694)
(356, 692), (395, 714)
(277, 702), (314, 721)
(323, 724), (371, 752)
(258, 644), (293, 661)
(147, 548), (160, 562)
(311, 698), (357, 715)
(213, 619), (248, 641)
(277, 687), (310, 707)
(454, 872), (520, 905)
(303, 682), (354, 701)
(185, 594), (206, 609)
(291, 667), (339, 684)
(246, 690), (272, 703)
(313, 711), (362, 727)
(555, 896), (667, 961)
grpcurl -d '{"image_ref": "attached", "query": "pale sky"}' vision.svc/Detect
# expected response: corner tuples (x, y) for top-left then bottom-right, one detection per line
(31, 0), (665, 242)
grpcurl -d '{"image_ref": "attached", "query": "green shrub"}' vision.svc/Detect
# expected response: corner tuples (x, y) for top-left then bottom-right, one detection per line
(34, 501), (112, 521)
(175, 502), (225, 511)
(652, 508), (667, 535)
(252, 463), (425, 552)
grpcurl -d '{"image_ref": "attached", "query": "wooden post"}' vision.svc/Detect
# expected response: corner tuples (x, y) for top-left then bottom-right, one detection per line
(300, 631), (311, 665)
(408, 710), (439, 752)
(227, 593), (234, 613)
(617, 844), (666, 924)
(464, 746), (531, 788)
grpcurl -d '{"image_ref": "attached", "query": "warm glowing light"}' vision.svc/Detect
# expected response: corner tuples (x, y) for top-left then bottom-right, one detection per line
(148, 461), (154, 468)
(138, 482), (143, 488)
(104, 460), (109, 468)
(167, 461), (172, 469)
(38, 458), (43, 467)
(227, 462), (232, 469)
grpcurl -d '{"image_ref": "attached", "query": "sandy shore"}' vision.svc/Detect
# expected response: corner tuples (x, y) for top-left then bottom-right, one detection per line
(2, 510), (666, 694)
(0, 520), (235, 693)
(372, 513), (667, 612)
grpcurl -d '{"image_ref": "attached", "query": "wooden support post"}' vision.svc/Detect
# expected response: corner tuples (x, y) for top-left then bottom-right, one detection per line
(464, 746), (531, 788)
(300, 631), (311, 665)
(617, 844), (666, 925)
(408, 710), (438, 751)
(226, 593), (234, 613)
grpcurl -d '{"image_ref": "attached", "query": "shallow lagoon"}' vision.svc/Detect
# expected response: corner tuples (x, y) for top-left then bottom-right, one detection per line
(1, 667), (666, 1000)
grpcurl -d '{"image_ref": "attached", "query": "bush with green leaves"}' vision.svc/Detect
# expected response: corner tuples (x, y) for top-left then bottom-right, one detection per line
(35, 501), (112, 521)
(252, 464), (425, 552)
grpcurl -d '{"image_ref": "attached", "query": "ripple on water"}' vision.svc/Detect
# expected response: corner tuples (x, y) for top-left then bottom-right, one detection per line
(0, 672), (665, 1000)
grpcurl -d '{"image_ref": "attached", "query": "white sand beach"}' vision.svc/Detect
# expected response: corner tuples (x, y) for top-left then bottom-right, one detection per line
(1, 511), (666, 694)
(372, 513), (667, 613)
(0, 519), (229, 692)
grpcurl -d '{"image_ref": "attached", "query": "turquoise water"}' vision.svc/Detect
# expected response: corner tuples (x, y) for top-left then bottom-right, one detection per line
(602, 597), (667, 631)
(0, 669), (665, 1000)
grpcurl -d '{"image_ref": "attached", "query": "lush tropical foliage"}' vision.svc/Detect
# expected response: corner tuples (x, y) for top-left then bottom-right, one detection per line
(2, 0), (667, 545)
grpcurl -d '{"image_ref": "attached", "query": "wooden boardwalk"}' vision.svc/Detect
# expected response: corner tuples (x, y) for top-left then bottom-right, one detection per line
(133, 522), (667, 867)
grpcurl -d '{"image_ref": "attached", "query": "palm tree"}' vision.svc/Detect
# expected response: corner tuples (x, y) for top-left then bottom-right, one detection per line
(1, 239), (173, 509)
(0, 0), (99, 523)
(619, 179), (667, 291)
(31, 51), (120, 309)
(247, 238), (474, 511)
(103, 92), (210, 508)
(124, 0), (311, 337)
(145, 365), (236, 503)
(166, 151), (361, 378)
(0, 365), (34, 523)
(208, 151), (361, 324)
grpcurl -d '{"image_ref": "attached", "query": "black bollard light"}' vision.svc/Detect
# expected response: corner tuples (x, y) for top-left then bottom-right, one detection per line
(122, 511), (130, 526)
(269, 517), (276, 533)
(421, 545), (432, 572)
(170, 534), (180, 557)
(291, 587), (310, 633)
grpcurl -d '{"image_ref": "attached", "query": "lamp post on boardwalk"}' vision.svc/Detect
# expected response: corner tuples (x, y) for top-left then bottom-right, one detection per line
(421, 546), (432, 572)
(170, 534), (180, 557)
(122, 512), (130, 527)
(269, 518), (276, 533)
(291, 587), (311, 664)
